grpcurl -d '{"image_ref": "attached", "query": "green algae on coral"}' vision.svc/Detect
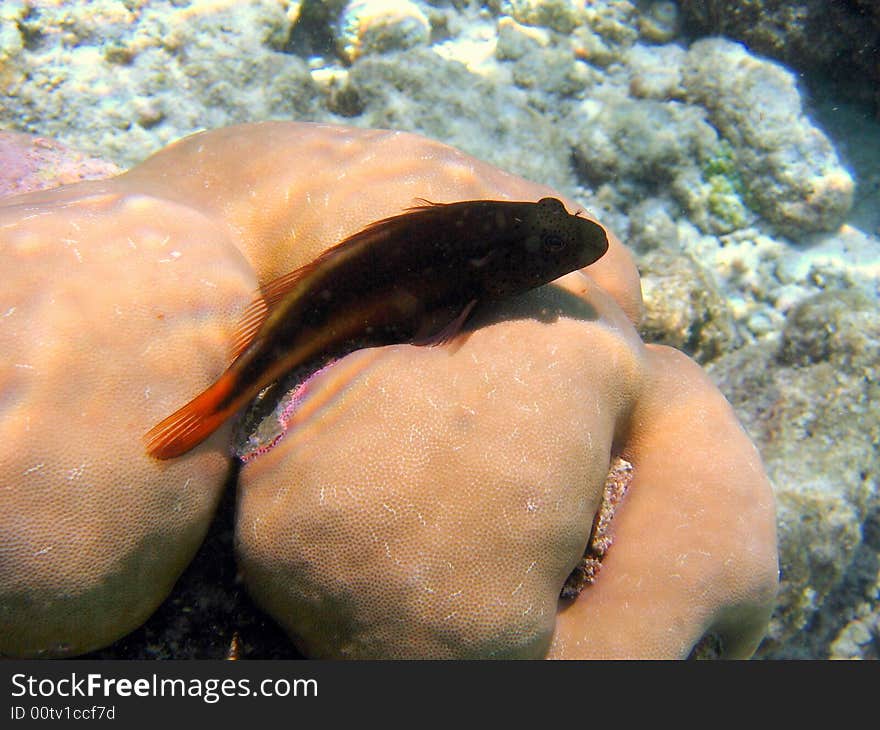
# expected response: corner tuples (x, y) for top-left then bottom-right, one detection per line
(700, 141), (752, 232)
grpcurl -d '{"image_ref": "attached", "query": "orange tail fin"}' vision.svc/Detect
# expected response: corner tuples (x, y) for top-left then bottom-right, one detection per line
(145, 372), (239, 460)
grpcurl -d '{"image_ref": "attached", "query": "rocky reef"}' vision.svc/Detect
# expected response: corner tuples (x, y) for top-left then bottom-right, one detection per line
(678, 0), (880, 112)
(0, 1), (856, 236)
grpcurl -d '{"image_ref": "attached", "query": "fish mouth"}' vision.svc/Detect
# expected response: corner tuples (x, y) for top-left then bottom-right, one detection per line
(232, 347), (386, 462)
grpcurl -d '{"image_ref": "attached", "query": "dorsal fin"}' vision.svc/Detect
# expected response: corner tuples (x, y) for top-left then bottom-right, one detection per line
(228, 255), (335, 361)
(407, 197), (440, 210)
(229, 296), (269, 361)
(260, 264), (315, 310)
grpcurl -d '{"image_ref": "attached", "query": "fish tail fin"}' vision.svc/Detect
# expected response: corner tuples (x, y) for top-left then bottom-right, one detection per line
(145, 372), (239, 460)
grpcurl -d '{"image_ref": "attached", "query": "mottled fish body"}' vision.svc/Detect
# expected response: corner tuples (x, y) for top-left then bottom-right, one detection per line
(145, 197), (608, 459)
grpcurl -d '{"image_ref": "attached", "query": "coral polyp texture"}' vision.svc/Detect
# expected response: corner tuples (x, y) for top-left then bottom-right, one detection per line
(0, 122), (778, 658)
(0, 173), (254, 657)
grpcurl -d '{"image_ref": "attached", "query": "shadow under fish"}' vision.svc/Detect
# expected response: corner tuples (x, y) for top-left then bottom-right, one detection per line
(145, 197), (609, 460)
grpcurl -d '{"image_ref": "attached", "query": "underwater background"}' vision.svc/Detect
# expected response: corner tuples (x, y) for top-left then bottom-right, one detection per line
(0, 0), (878, 659)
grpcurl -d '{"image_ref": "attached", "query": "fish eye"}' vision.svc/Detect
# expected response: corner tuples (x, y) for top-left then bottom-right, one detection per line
(542, 233), (566, 252)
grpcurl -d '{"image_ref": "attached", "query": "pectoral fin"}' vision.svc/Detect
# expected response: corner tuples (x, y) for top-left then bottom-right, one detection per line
(413, 299), (478, 348)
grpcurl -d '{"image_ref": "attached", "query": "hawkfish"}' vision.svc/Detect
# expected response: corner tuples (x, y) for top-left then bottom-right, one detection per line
(145, 197), (608, 459)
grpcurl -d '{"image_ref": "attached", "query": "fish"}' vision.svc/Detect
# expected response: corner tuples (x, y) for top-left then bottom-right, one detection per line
(145, 197), (609, 459)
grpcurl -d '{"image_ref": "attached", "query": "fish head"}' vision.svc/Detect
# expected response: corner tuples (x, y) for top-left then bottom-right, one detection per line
(482, 197), (609, 299)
